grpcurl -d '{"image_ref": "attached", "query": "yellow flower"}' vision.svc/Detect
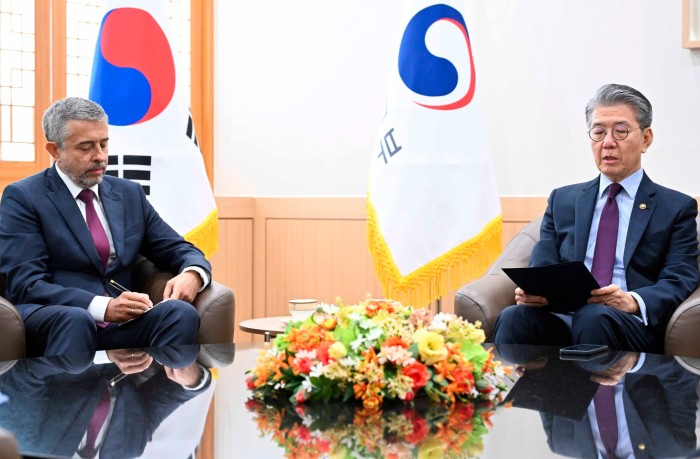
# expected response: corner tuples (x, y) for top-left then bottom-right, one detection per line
(415, 329), (448, 365)
(330, 445), (348, 459)
(329, 341), (347, 359)
(417, 437), (445, 459)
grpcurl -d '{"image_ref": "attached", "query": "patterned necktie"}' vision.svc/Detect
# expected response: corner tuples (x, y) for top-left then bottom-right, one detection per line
(594, 384), (618, 459)
(77, 189), (110, 272)
(591, 183), (623, 286)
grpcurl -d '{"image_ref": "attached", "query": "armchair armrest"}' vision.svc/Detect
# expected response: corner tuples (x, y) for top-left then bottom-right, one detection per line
(0, 295), (25, 361)
(665, 286), (700, 358)
(131, 259), (235, 344)
(454, 217), (543, 341)
(455, 275), (516, 340)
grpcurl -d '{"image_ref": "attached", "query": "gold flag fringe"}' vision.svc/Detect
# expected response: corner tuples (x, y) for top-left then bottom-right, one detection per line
(184, 208), (219, 259)
(367, 199), (502, 308)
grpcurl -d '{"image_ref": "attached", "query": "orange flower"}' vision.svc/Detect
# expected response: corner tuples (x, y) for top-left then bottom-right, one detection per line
(381, 336), (409, 349)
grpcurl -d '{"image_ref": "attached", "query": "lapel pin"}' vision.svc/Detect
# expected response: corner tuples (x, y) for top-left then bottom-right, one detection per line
(639, 203), (647, 210)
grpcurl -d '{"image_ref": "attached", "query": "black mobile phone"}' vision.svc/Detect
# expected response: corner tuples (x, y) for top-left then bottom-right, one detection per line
(559, 344), (608, 356)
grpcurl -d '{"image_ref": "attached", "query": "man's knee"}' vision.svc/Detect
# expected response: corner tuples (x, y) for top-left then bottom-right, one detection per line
(160, 299), (199, 319)
(26, 306), (96, 357)
(152, 300), (200, 334)
(572, 303), (615, 326)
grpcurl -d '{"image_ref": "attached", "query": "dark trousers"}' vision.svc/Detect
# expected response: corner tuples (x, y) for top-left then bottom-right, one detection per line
(492, 303), (664, 353)
(24, 300), (200, 357)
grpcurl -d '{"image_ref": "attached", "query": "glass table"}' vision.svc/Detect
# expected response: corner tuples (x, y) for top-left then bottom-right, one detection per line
(214, 343), (700, 458)
(1, 343), (700, 458)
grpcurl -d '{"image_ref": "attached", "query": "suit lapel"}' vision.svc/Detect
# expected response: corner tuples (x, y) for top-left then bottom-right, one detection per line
(99, 179), (124, 275)
(45, 166), (104, 272)
(624, 173), (655, 268)
(574, 177), (600, 260)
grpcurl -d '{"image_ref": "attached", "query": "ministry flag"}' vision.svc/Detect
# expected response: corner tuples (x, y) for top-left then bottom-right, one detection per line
(368, 1), (501, 307)
(88, 0), (218, 257)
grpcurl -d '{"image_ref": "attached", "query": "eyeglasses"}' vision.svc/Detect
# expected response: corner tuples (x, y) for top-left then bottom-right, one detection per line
(588, 124), (642, 142)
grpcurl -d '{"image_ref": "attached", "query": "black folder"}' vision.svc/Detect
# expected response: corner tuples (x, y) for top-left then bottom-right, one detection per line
(502, 261), (600, 313)
(504, 357), (600, 420)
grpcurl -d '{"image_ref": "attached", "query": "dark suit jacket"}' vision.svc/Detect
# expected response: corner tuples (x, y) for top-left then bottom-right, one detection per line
(0, 348), (211, 458)
(530, 173), (700, 330)
(541, 354), (699, 459)
(0, 165), (211, 320)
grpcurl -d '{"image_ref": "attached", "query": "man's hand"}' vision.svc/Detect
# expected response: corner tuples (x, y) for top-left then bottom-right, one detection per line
(588, 284), (639, 314)
(105, 292), (153, 322)
(107, 349), (154, 375)
(514, 357), (549, 377)
(163, 271), (202, 303)
(515, 287), (549, 307)
(590, 351), (639, 386)
(164, 362), (204, 388)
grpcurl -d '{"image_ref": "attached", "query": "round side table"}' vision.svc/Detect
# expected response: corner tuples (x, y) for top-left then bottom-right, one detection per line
(239, 316), (290, 342)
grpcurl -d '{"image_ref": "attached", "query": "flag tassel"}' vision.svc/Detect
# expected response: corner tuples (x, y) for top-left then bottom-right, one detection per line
(367, 199), (502, 308)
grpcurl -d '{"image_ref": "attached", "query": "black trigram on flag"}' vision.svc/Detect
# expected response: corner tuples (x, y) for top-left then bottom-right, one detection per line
(187, 108), (199, 149)
(106, 154), (152, 195)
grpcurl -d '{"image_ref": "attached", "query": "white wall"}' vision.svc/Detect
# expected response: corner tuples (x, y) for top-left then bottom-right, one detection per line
(214, 0), (700, 198)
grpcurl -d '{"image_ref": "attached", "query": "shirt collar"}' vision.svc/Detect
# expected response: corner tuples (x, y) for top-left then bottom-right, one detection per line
(598, 168), (643, 200)
(54, 164), (101, 202)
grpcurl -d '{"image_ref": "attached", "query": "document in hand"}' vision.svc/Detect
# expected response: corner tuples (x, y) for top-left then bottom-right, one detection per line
(502, 261), (600, 313)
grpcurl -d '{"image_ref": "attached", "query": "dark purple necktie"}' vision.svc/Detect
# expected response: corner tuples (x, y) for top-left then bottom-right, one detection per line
(79, 385), (111, 458)
(77, 189), (110, 272)
(594, 384), (618, 459)
(591, 183), (623, 286)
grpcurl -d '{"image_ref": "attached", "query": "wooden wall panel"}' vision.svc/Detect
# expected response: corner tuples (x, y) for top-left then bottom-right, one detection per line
(265, 218), (382, 317)
(209, 218), (253, 342)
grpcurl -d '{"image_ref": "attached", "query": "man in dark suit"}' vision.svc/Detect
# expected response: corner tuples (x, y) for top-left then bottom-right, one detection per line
(543, 353), (698, 459)
(0, 96), (212, 356)
(0, 345), (212, 458)
(492, 84), (700, 353)
(498, 345), (698, 458)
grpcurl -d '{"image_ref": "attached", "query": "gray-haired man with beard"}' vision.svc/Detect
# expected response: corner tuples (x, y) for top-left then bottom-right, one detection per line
(0, 97), (211, 356)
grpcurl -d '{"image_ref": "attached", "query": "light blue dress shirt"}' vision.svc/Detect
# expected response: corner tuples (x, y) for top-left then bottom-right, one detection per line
(584, 168), (647, 324)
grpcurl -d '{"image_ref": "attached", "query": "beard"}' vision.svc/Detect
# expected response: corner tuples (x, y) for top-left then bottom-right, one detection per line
(58, 159), (106, 188)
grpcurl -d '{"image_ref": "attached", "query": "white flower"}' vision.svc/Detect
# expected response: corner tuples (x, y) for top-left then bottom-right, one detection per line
(430, 312), (455, 330)
(319, 302), (339, 314)
(296, 349), (317, 360)
(309, 362), (325, 378)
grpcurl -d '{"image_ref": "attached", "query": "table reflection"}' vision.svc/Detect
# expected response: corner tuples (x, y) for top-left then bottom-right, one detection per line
(246, 395), (503, 458)
(0, 344), (233, 458)
(496, 344), (700, 459)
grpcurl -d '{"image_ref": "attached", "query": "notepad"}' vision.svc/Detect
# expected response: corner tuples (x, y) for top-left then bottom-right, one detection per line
(502, 261), (600, 313)
(117, 298), (173, 327)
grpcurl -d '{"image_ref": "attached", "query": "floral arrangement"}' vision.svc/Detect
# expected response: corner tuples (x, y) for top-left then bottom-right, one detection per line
(245, 395), (500, 458)
(246, 299), (510, 409)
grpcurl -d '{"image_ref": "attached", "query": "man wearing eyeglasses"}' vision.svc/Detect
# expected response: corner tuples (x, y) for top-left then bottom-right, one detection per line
(493, 84), (700, 353)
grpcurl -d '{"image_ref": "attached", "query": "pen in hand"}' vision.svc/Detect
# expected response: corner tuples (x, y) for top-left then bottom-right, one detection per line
(109, 279), (130, 293)
(109, 372), (128, 386)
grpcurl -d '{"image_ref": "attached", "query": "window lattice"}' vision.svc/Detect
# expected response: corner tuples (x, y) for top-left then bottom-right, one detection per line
(0, 0), (35, 162)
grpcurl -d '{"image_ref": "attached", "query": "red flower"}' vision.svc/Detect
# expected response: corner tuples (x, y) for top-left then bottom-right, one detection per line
(402, 362), (430, 390)
(245, 375), (256, 389)
(404, 414), (429, 444)
(292, 357), (313, 375)
(316, 341), (331, 365)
